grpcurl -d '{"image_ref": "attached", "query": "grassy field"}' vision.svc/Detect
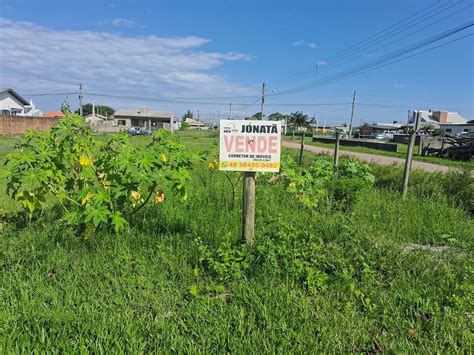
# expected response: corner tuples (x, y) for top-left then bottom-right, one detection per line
(284, 135), (474, 170)
(1, 130), (473, 352)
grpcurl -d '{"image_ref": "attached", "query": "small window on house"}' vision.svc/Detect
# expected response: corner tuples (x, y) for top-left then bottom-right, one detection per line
(445, 129), (452, 133)
(464, 129), (470, 132)
(117, 120), (126, 126)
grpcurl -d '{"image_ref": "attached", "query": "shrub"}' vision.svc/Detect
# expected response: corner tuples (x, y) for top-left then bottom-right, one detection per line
(5, 114), (196, 235)
(274, 157), (374, 209)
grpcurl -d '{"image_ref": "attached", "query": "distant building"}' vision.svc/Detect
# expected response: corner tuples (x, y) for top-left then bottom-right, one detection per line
(113, 107), (175, 132)
(410, 109), (467, 127)
(45, 111), (64, 118)
(0, 88), (30, 115)
(440, 121), (474, 137)
(84, 103), (106, 125)
(359, 123), (403, 138)
(184, 117), (207, 129)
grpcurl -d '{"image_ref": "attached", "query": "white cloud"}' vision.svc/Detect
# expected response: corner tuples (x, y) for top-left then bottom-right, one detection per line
(0, 18), (255, 113)
(317, 60), (327, 66)
(111, 18), (135, 27)
(292, 40), (317, 49)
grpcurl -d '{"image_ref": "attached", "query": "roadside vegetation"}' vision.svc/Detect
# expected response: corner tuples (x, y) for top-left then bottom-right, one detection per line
(284, 135), (474, 170)
(1, 127), (472, 352)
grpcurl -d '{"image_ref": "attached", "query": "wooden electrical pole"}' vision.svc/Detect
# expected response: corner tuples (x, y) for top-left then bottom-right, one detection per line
(79, 84), (84, 117)
(402, 110), (420, 198)
(298, 127), (305, 166)
(334, 130), (341, 168)
(242, 82), (265, 247)
(348, 90), (356, 138)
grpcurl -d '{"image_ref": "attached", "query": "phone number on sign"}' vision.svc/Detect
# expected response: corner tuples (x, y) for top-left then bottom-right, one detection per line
(220, 161), (280, 169)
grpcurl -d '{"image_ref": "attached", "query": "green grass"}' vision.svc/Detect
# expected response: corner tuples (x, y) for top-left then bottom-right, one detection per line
(284, 136), (474, 170)
(1, 130), (473, 352)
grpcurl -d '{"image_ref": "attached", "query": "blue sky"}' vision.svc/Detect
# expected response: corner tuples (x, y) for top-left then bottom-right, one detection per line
(0, 0), (473, 124)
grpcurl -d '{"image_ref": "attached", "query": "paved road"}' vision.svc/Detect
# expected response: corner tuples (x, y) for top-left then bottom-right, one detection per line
(282, 141), (452, 173)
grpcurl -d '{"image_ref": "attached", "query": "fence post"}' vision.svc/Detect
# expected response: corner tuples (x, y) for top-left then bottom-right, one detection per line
(402, 111), (420, 198)
(333, 130), (340, 168)
(242, 172), (256, 248)
(298, 128), (305, 166)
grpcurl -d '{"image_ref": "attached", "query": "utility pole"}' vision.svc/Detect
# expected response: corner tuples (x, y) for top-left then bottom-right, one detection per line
(406, 110), (411, 134)
(402, 110), (420, 198)
(79, 84), (84, 117)
(229, 102), (232, 119)
(242, 82), (265, 247)
(298, 127), (305, 166)
(348, 90), (356, 138)
(334, 130), (341, 168)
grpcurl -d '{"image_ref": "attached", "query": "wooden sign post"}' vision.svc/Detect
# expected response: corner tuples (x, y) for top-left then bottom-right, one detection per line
(219, 120), (282, 247)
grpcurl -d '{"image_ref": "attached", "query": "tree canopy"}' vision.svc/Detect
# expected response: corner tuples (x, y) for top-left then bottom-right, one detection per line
(75, 103), (115, 117)
(182, 110), (193, 120)
(251, 112), (263, 120)
(289, 111), (310, 128)
(268, 112), (288, 121)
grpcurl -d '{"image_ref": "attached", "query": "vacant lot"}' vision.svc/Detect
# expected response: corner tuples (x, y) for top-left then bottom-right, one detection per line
(1, 130), (472, 352)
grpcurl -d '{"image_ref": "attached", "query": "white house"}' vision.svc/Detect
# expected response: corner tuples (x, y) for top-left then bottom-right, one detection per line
(410, 109), (467, 127)
(84, 102), (106, 124)
(0, 88), (30, 115)
(114, 107), (175, 132)
(440, 121), (474, 137)
(184, 117), (207, 129)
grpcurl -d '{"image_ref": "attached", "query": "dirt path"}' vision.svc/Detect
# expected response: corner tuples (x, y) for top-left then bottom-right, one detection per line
(282, 141), (452, 173)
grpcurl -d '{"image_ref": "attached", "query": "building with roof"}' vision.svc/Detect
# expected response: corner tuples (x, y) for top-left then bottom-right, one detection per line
(359, 123), (403, 138)
(45, 112), (64, 118)
(410, 109), (467, 127)
(113, 107), (175, 132)
(184, 117), (207, 129)
(1, 88), (30, 115)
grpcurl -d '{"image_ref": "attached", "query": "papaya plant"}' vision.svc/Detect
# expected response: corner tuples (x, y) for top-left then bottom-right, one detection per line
(5, 114), (197, 235)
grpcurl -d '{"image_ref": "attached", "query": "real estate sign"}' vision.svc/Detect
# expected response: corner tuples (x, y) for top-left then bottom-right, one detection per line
(219, 120), (281, 172)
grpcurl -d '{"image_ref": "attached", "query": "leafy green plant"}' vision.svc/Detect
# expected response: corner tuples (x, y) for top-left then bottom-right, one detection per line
(273, 157), (374, 209)
(5, 114), (196, 235)
(197, 240), (253, 282)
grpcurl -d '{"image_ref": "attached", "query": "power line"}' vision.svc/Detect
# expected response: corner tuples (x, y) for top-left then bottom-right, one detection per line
(266, 1), (471, 93)
(267, 22), (474, 98)
(266, 0), (446, 88)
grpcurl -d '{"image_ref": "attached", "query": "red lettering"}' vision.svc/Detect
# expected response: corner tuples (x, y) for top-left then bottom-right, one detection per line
(257, 137), (267, 153)
(268, 136), (278, 154)
(235, 136), (244, 153)
(224, 136), (234, 152)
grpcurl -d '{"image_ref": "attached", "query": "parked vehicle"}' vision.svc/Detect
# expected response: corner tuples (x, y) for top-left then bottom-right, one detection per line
(126, 127), (149, 136)
(373, 133), (389, 140)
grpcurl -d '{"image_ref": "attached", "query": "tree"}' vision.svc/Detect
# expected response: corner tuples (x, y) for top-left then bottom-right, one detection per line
(182, 110), (193, 120)
(268, 112), (287, 121)
(251, 112), (263, 120)
(61, 100), (71, 114)
(289, 111), (309, 129)
(75, 103), (115, 117)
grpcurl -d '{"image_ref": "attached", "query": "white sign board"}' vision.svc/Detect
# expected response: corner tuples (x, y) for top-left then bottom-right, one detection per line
(219, 120), (281, 172)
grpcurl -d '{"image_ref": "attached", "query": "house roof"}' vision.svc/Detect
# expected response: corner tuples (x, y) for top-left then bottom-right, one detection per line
(0, 88), (30, 106)
(45, 111), (64, 117)
(417, 110), (467, 124)
(184, 117), (205, 126)
(114, 107), (173, 119)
